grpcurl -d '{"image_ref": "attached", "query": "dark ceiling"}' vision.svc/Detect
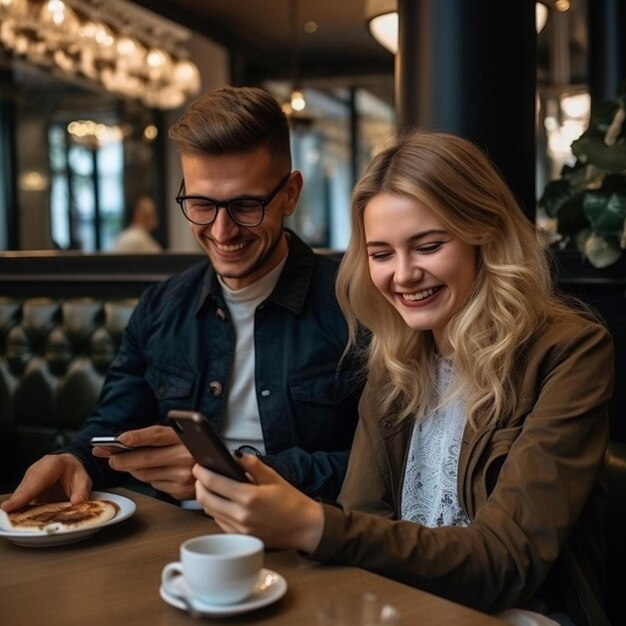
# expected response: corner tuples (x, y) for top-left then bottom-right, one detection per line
(132, 0), (395, 82)
(0, 1), (590, 102)
(130, 0), (588, 104)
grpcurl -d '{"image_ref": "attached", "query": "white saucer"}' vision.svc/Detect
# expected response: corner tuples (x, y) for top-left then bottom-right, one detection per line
(0, 491), (136, 547)
(160, 567), (287, 617)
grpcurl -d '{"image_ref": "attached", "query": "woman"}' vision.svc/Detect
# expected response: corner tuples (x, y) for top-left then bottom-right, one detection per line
(193, 131), (614, 626)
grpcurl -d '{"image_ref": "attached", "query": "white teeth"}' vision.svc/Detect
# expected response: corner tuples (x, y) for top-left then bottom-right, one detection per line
(215, 241), (247, 252)
(402, 288), (436, 302)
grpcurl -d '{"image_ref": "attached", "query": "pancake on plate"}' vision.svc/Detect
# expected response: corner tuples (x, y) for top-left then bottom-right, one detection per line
(6, 500), (119, 532)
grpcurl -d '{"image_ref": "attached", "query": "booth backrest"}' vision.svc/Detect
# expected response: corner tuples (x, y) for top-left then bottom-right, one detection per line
(0, 296), (137, 488)
(0, 251), (206, 492)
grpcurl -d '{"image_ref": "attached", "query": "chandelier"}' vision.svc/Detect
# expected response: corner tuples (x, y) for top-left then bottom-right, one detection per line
(0, 0), (202, 109)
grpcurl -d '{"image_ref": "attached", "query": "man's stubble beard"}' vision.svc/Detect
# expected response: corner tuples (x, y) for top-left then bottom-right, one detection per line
(213, 226), (286, 281)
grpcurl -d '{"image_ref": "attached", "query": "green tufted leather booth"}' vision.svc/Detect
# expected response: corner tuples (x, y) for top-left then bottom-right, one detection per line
(0, 251), (206, 492)
(0, 296), (137, 490)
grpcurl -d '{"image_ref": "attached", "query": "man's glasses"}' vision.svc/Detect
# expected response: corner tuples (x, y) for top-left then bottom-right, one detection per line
(176, 173), (292, 227)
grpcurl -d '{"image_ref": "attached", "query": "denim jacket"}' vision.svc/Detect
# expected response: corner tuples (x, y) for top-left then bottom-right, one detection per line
(66, 231), (362, 500)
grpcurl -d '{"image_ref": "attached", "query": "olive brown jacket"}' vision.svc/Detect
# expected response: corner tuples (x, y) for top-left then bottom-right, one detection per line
(311, 318), (614, 626)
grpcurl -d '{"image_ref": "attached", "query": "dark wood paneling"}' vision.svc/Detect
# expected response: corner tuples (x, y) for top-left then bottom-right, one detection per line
(0, 252), (206, 298)
(554, 251), (626, 442)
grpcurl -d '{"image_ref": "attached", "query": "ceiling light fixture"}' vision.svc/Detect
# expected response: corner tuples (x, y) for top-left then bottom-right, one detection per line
(365, 0), (397, 54)
(287, 0), (306, 113)
(536, 2), (549, 33)
(0, 0), (202, 109)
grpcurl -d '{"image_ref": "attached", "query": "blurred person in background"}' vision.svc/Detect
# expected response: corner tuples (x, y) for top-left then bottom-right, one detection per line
(112, 194), (162, 253)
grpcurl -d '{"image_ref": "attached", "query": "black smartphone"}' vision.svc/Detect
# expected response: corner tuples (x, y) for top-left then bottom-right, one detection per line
(167, 410), (248, 482)
(89, 435), (134, 453)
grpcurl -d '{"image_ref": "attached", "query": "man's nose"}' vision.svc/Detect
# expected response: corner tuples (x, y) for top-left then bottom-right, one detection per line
(210, 205), (240, 240)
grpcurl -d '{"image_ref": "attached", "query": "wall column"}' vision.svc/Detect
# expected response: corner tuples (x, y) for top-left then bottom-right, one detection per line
(588, 0), (626, 107)
(0, 69), (18, 249)
(396, 0), (536, 218)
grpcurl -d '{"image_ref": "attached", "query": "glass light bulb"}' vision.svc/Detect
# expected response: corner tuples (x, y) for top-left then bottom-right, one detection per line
(173, 59), (201, 94)
(291, 90), (306, 112)
(147, 48), (168, 68)
(116, 35), (136, 57)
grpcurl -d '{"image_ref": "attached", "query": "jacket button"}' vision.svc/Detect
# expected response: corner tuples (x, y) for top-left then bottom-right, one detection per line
(260, 389), (271, 397)
(216, 308), (226, 321)
(157, 386), (166, 398)
(208, 380), (223, 396)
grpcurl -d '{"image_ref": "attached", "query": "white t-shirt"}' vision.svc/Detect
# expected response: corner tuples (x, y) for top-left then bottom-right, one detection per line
(217, 256), (287, 453)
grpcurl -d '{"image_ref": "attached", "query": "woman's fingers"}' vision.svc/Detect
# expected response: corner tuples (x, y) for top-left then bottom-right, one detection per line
(234, 453), (285, 485)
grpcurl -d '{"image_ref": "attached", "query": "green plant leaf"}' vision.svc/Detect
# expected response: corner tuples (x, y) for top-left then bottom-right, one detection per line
(571, 136), (626, 172)
(583, 233), (623, 268)
(582, 190), (626, 235)
(575, 227), (593, 253)
(602, 173), (626, 193)
(583, 100), (621, 138)
(557, 194), (589, 235)
(539, 179), (576, 217)
(560, 162), (589, 189)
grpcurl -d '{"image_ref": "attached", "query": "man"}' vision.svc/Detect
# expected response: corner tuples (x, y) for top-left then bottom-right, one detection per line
(112, 194), (162, 253)
(2, 87), (361, 513)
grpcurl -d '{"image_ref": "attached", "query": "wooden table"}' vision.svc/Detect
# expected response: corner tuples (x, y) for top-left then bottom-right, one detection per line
(0, 489), (505, 626)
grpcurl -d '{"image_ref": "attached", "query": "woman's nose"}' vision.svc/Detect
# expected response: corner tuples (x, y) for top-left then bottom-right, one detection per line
(394, 256), (422, 285)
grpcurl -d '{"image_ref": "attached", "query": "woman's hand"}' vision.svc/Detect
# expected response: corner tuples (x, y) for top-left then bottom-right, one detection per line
(193, 453), (324, 554)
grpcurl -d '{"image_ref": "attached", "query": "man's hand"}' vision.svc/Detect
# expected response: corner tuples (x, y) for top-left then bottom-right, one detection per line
(92, 425), (195, 500)
(1, 453), (92, 512)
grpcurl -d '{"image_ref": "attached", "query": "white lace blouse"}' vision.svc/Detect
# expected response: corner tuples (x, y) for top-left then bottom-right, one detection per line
(400, 359), (471, 528)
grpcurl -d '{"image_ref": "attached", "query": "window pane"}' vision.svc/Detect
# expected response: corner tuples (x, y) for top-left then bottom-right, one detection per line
(266, 83), (394, 250)
(98, 138), (124, 251)
(48, 126), (67, 170)
(50, 175), (69, 249)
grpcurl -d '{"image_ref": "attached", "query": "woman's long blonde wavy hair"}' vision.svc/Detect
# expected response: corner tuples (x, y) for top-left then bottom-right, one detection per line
(336, 131), (583, 428)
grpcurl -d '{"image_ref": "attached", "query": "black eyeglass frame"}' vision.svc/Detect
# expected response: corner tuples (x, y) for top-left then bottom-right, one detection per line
(175, 172), (292, 227)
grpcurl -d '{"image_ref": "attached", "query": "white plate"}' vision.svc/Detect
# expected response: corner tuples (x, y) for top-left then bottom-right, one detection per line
(0, 491), (136, 547)
(160, 567), (287, 618)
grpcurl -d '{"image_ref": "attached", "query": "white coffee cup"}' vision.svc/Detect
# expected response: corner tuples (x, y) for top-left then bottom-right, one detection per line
(162, 534), (264, 605)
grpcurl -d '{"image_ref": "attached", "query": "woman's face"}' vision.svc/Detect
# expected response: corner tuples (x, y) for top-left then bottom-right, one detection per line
(363, 192), (478, 351)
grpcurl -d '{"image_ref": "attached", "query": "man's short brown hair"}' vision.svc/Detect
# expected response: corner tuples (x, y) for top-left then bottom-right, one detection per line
(168, 86), (291, 169)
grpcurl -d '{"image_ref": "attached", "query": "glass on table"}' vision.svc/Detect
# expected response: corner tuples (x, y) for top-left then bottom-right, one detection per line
(317, 591), (399, 626)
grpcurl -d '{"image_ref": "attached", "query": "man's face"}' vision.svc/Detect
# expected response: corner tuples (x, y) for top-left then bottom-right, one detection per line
(181, 148), (301, 290)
